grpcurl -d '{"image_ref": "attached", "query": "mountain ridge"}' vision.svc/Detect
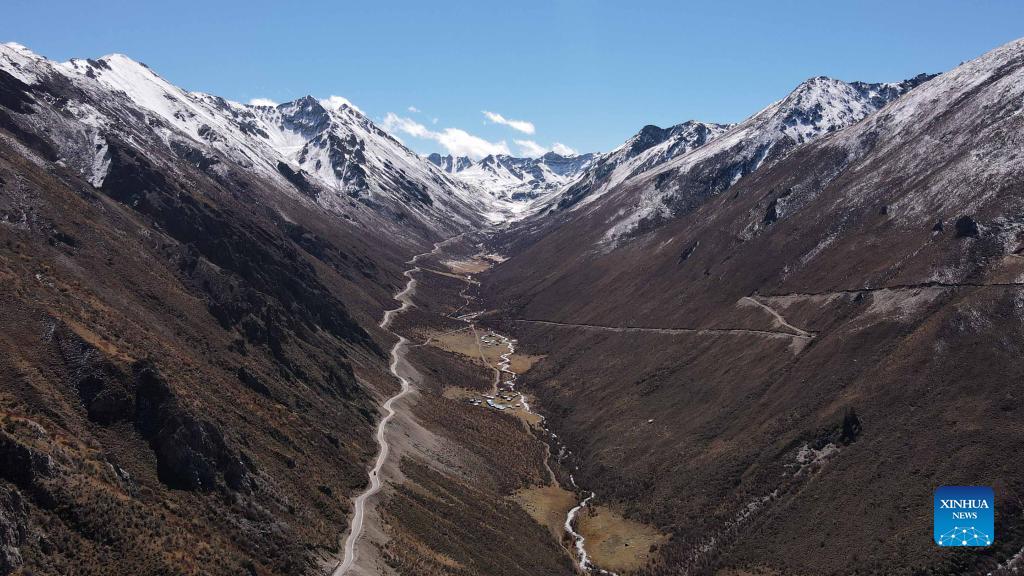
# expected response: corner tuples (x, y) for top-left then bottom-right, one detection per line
(1, 42), (494, 242)
(426, 150), (597, 212)
(563, 73), (937, 244)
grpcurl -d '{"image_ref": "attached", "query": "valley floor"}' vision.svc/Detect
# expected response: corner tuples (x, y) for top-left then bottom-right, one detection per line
(337, 234), (584, 575)
(338, 233), (674, 576)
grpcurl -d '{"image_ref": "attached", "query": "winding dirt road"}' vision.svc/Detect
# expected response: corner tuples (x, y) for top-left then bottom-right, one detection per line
(333, 236), (460, 575)
(515, 319), (813, 341)
(738, 296), (814, 337)
(335, 237), (618, 574)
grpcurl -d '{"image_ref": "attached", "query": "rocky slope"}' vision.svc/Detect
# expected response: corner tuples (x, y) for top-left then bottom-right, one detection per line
(479, 38), (1024, 575)
(1, 43), (493, 246)
(509, 73), (934, 249)
(0, 41), (493, 575)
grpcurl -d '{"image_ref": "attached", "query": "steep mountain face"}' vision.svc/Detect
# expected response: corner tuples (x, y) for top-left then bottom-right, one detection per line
(549, 120), (733, 213)
(1, 43), (491, 245)
(0, 41), (492, 575)
(428, 150), (595, 205)
(523, 74), (933, 245)
(588, 74), (934, 242)
(480, 39), (1024, 575)
(426, 152), (474, 174)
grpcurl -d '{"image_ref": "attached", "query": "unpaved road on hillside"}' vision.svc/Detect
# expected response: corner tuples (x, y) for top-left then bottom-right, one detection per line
(515, 319), (813, 341)
(333, 236), (461, 575)
(739, 296), (814, 337)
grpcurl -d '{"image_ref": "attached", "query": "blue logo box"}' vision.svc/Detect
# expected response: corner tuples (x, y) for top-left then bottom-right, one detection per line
(934, 486), (994, 547)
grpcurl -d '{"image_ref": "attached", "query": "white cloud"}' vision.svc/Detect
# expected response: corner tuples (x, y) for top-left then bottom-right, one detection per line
(407, 105), (420, 113)
(514, 139), (548, 158)
(248, 97), (277, 107)
(431, 117), (439, 124)
(436, 128), (510, 158)
(551, 142), (578, 156)
(382, 113), (432, 138)
(482, 110), (535, 134)
(321, 95), (363, 114)
(382, 112), (509, 159)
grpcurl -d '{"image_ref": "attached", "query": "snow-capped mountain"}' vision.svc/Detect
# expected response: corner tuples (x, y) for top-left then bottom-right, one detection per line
(427, 151), (595, 202)
(426, 153), (474, 174)
(547, 74), (935, 243)
(549, 120), (733, 212)
(599, 74), (936, 242)
(0, 43), (498, 242)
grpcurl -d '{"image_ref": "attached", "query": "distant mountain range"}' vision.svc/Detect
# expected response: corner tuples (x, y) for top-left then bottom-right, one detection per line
(422, 72), (933, 235)
(427, 150), (596, 202)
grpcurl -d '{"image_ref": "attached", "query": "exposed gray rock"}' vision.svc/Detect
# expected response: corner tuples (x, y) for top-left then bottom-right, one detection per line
(0, 485), (26, 576)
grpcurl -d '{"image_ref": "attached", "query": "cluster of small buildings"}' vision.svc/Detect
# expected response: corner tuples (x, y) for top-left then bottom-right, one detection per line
(461, 332), (527, 412)
(465, 392), (522, 411)
(480, 333), (502, 347)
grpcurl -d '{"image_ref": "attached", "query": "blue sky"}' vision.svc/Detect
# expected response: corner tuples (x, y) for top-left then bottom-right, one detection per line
(3, 0), (1023, 157)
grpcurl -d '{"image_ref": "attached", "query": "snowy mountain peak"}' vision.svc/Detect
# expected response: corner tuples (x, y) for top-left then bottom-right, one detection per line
(427, 153), (474, 174)
(427, 150), (596, 206)
(589, 72), (936, 244)
(277, 95), (332, 136)
(628, 124), (680, 154)
(773, 74), (934, 144)
(98, 52), (145, 66)
(620, 120), (731, 161)
(2, 41), (35, 58)
(1, 41), (56, 83)
(545, 119), (733, 213)
(0, 43), (508, 241)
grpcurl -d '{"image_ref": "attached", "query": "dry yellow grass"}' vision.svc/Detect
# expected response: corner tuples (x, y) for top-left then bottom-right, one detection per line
(513, 485), (577, 543)
(428, 330), (505, 366)
(419, 267), (473, 281)
(577, 505), (667, 573)
(428, 331), (545, 426)
(515, 405), (544, 428)
(427, 329), (541, 374)
(57, 315), (131, 362)
(441, 386), (477, 400)
(442, 258), (492, 274)
(508, 354), (544, 374)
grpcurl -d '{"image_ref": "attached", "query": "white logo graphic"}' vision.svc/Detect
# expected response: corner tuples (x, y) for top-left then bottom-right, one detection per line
(937, 526), (991, 546)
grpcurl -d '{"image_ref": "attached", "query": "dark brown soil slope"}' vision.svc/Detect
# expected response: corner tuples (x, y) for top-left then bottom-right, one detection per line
(0, 118), (416, 574)
(480, 40), (1024, 575)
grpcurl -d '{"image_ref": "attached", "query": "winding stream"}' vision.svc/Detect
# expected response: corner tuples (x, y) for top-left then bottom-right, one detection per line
(565, 491), (597, 572)
(454, 272), (614, 575)
(335, 238), (614, 575)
